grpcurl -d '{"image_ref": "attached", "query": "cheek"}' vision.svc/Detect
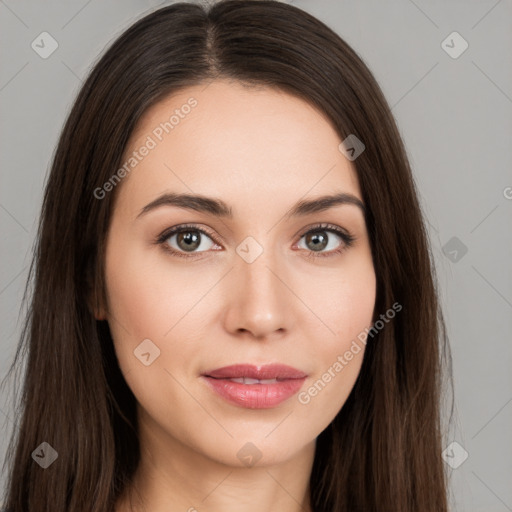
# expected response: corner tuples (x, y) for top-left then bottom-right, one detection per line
(102, 240), (221, 443)
(309, 254), (377, 344)
(104, 238), (219, 378)
(105, 239), (200, 338)
(105, 251), (161, 341)
(296, 257), (376, 414)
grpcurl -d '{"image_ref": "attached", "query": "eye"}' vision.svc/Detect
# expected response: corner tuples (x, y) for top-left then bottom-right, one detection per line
(156, 224), (219, 259)
(295, 223), (356, 259)
(155, 222), (356, 260)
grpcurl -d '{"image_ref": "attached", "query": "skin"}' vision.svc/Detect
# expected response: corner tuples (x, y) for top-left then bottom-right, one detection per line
(100, 79), (377, 512)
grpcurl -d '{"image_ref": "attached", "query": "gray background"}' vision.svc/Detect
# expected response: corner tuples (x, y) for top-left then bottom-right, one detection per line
(0, 0), (511, 510)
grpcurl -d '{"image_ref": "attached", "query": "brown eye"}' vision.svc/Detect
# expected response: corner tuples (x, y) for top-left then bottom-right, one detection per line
(303, 231), (329, 252)
(295, 223), (356, 259)
(159, 226), (217, 256)
(298, 229), (344, 253)
(175, 230), (202, 252)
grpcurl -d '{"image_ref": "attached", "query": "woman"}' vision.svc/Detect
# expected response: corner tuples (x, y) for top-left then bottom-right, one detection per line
(1, 1), (452, 510)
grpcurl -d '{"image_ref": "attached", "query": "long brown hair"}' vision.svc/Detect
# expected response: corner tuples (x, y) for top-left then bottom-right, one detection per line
(1, 1), (453, 510)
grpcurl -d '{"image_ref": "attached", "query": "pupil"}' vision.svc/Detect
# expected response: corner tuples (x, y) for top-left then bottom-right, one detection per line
(307, 232), (327, 251)
(178, 231), (200, 251)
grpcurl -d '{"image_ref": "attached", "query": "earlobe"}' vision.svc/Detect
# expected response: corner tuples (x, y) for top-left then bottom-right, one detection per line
(86, 264), (108, 320)
(92, 295), (108, 320)
(87, 289), (108, 320)
(94, 307), (107, 321)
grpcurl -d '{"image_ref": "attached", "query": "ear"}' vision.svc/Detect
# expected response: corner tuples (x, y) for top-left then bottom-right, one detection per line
(93, 302), (107, 321)
(87, 289), (108, 320)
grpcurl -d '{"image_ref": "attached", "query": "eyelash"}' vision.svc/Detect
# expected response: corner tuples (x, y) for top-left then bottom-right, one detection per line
(155, 222), (356, 260)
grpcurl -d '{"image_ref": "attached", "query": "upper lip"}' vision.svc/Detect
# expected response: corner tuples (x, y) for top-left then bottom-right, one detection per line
(203, 364), (307, 380)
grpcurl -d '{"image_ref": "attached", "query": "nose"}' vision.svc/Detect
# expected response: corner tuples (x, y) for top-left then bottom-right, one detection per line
(222, 251), (293, 340)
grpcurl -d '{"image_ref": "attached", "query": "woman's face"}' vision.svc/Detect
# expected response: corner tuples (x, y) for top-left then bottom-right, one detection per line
(102, 79), (376, 467)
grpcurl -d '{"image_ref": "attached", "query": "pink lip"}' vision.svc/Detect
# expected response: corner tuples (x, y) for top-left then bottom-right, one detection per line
(201, 364), (307, 409)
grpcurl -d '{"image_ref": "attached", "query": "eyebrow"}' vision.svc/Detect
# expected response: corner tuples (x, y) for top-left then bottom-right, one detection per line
(136, 191), (366, 220)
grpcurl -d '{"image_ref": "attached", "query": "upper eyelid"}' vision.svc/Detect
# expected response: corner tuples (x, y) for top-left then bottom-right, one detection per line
(158, 224), (219, 244)
(297, 223), (351, 237)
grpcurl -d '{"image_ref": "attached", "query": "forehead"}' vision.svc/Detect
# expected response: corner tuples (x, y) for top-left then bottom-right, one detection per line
(117, 79), (362, 215)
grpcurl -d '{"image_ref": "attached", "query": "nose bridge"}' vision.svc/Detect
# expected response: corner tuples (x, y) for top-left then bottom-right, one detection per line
(223, 237), (290, 337)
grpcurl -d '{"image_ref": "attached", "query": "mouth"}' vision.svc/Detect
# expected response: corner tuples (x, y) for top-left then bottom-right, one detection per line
(201, 364), (308, 409)
(202, 363), (308, 380)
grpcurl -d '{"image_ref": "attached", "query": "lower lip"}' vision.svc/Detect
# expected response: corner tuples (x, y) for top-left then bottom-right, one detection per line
(201, 376), (306, 409)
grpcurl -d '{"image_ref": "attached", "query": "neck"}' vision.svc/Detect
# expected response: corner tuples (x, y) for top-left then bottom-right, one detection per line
(115, 408), (316, 512)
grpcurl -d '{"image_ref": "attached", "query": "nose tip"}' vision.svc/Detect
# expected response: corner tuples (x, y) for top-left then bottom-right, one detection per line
(223, 256), (290, 339)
